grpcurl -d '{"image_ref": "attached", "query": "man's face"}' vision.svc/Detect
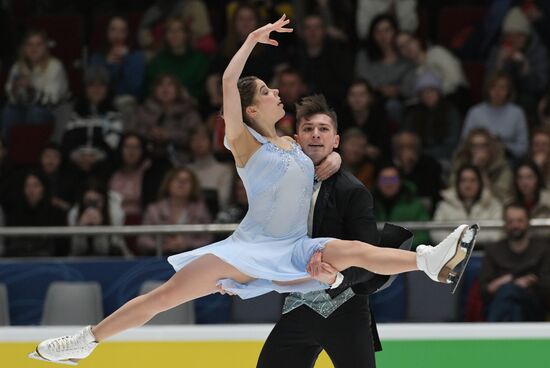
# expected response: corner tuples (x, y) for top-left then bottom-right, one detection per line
(504, 207), (529, 241)
(295, 114), (339, 165)
(393, 133), (419, 171)
(302, 16), (325, 47)
(166, 21), (187, 50)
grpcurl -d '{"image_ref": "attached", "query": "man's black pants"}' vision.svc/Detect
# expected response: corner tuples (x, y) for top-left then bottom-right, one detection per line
(257, 295), (376, 368)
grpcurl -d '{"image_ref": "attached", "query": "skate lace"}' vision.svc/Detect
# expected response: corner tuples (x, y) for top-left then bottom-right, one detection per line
(48, 333), (84, 352)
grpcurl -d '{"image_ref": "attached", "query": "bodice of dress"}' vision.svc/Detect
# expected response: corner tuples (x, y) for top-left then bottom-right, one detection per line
(226, 126), (314, 239)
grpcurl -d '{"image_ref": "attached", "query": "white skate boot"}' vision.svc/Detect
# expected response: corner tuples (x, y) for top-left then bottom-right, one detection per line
(28, 325), (98, 365)
(416, 224), (479, 293)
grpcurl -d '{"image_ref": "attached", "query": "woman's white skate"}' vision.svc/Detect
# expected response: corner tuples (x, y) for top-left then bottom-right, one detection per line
(28, 326), (97, 365)
(417, 224), (479, 293)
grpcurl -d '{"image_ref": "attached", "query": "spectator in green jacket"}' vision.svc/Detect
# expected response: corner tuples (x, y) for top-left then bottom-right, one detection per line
(146, 16), (208, 105)
(373, 162), (430, 249)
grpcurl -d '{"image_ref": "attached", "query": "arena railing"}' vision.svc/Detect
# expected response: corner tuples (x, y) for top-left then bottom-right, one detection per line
(0, 219), (547, 256)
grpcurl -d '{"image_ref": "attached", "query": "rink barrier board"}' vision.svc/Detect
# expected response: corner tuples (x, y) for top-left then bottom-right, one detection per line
(1, 324), (549, 368)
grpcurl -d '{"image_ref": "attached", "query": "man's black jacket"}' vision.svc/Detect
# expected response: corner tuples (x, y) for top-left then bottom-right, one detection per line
(311, 169), (413, 351)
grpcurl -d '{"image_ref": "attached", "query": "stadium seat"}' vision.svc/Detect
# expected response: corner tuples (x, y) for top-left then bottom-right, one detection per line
(462, 61), (486, 104)
(406, 272), (459, 322)
(0, 283), (10, 325)
(140, 280), (195, 325)
(231, 291), (282, 323)
(370, 275), (407, 322)
(0, 69), (6, 101)
(41, 282), (104, 325)
(8, 123), (53, 166)
(437, 6), (487, 47)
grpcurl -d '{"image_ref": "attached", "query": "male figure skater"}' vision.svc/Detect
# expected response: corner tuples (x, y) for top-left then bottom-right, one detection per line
(257, 94), (411, 367)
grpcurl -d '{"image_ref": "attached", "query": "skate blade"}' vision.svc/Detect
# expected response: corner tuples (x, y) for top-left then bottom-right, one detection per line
(437, 224), (479, 290)
(449, 224), (479, 294)
(28, 352), (79, 366)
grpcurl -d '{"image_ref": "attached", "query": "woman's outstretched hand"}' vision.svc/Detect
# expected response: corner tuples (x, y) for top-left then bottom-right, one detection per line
(249, 14), (293, 46)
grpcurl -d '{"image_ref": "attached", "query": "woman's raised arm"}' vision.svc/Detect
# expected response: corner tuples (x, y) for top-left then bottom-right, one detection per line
(222, 14), (292, 140)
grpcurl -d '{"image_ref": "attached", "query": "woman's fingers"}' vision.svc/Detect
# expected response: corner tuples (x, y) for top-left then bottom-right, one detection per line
(275, 13), (287, 24)
(272, 16), (292, 32)
(307, 251), (323, 276)
(275, 27), (293, 33)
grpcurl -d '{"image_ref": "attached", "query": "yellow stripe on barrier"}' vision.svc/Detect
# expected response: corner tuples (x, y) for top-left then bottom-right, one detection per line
(4, 342), (333, 368)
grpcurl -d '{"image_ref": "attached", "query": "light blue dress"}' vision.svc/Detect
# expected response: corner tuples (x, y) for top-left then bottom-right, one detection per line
(167, 126), (334, 299)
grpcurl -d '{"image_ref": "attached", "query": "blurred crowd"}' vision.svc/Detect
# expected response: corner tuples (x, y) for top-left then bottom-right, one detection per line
(0, 0), (549, 321)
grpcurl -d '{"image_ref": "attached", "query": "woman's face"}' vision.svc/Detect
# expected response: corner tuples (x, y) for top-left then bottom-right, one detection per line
(235, 8), (258, 38)
(24, 175), (44, 206)
(458, 169), (481, 201)
(373, 20), (396, 49)
(395, 33), (421, 60)
(246, 79), (284, 125)
(86, 82), (108, 105)
(74, 152), (98, 172)
(165, 20), (187, 50)
(504, 32), (528, 52)
(24, 34), (48, 64)
(532, 132), (550, 156)
(469, 134), (491, 166)
(377, 167), (401, 198)
(341, 135), (367, 166)
(190, 131), (212, 157)
(169, 171), (193, 200)
(347, 84), (371, 112)
(420, 88), (440, 108)
(488, 78), (509, 106)
(108, 17), (128, 46)
(83, 190), (105, 210)
(517, 166), (538, 197)
(122, 136), (143, 166)
(154, 77), (178, 104)
(40, 148), (61, 174)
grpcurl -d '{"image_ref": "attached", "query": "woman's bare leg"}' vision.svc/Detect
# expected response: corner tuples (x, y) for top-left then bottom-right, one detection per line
(322, 240), (418, 275)
(91, 255), (253, 341)
(273, 277), (312, 286)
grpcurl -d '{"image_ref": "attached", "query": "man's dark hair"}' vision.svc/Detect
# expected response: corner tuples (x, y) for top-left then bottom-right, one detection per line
(295, 94), (338, 130)
(503, 202), (530, 220)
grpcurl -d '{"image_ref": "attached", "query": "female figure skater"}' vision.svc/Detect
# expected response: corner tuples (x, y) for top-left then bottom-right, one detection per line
(30, 15), (477, 365)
